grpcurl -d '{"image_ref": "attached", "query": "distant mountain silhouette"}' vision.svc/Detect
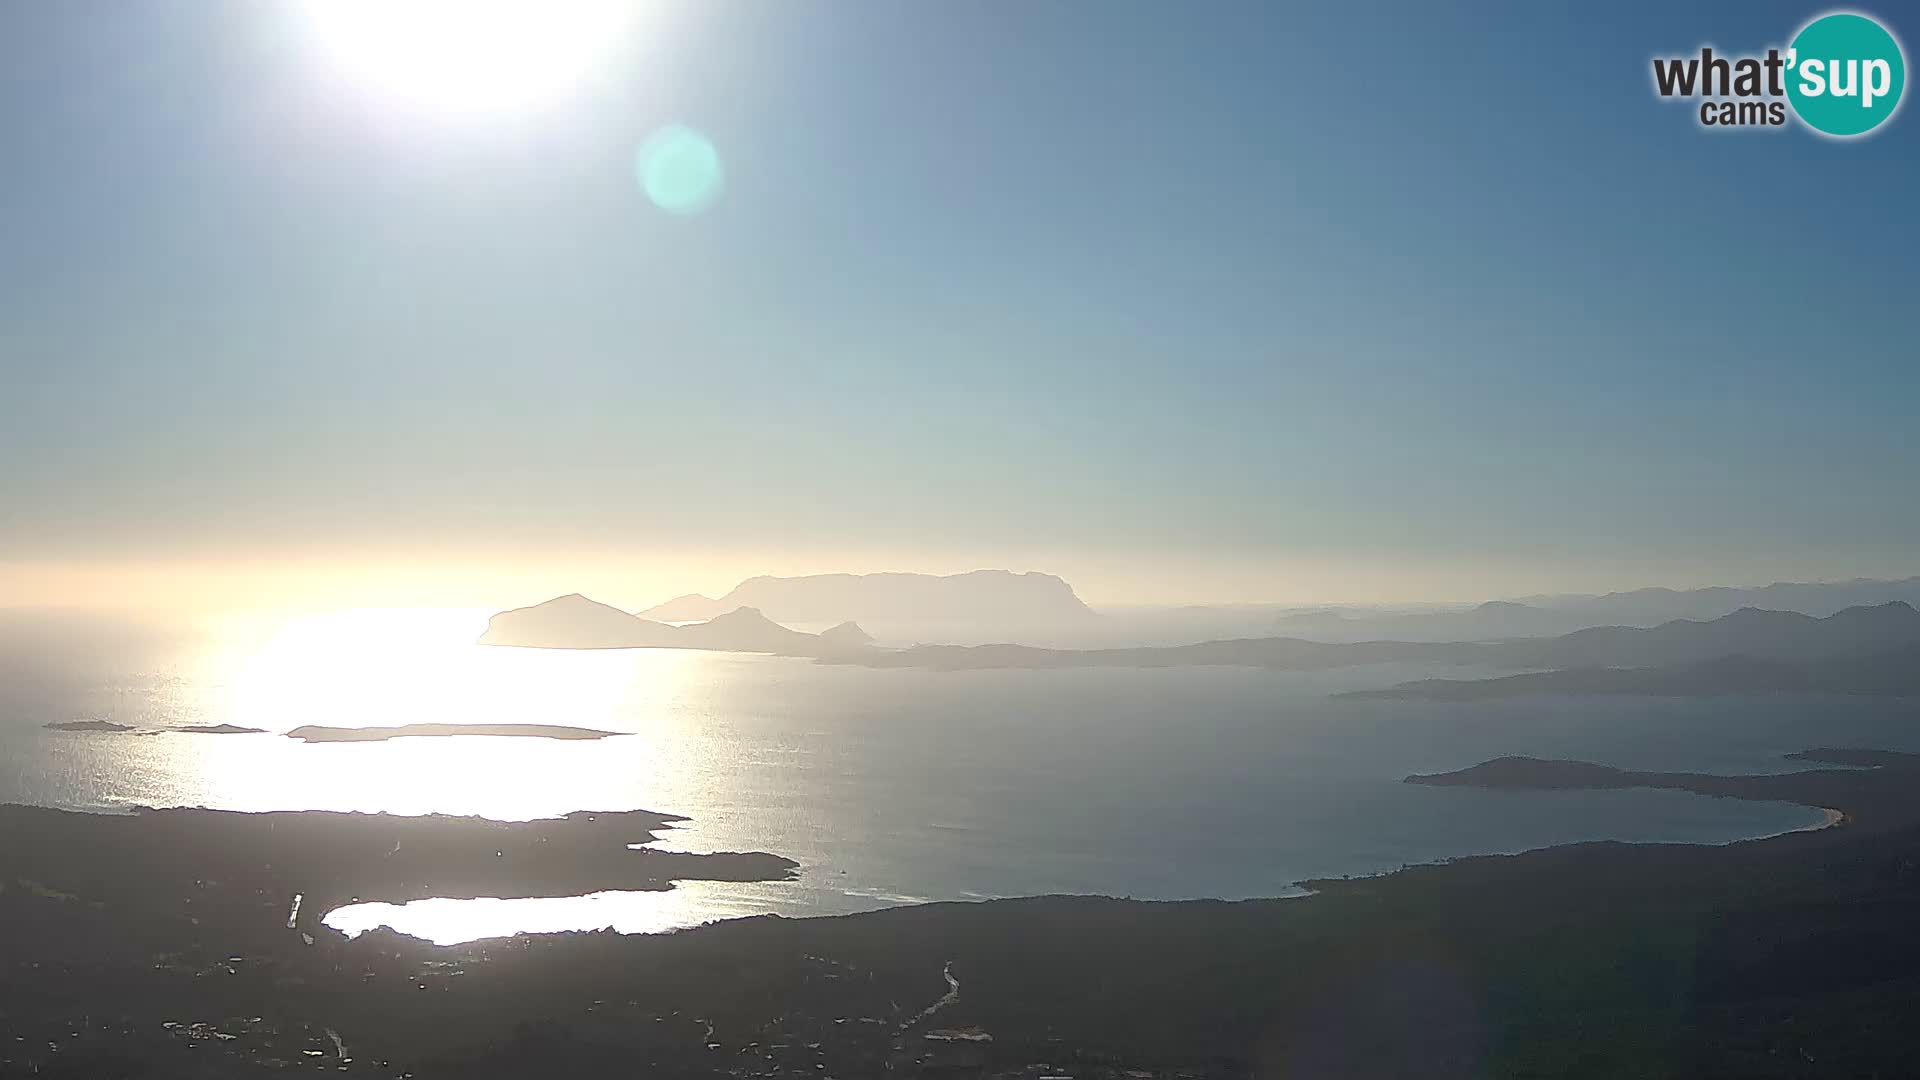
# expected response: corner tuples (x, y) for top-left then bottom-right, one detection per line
(839, 637), (1490, 672)
(636, 570), (1097, 626)
(1269, 600), (1574, 642)
(1498, 601), (1920, 669)
(640, 593), (727, 622)
(819, 621), (875, 649)
(484, 591), (1920, 687)
(672, 607), (823, 654)
(1232, 577), (1920, 645)
(830, 602), (1920, 675)
(479, 594), (682, 649)
(1341, 649), (1920, 701)
(479, 595), (870, 658)
(1516, 576), (1920, 623)
(1272, 610), (1354, 630)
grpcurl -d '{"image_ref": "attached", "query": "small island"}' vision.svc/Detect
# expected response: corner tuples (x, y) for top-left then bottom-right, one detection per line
(45, 721), (270, 735)
(284, 723), (621, 743)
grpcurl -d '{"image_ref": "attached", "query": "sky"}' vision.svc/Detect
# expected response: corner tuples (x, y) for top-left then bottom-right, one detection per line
(1, 1), (1915, 612)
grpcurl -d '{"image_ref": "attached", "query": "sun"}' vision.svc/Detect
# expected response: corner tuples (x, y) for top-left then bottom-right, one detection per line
(299, 0), (639, 117)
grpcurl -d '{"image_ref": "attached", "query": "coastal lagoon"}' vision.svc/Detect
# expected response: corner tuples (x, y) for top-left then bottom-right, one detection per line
(5, 608), (1914, 943)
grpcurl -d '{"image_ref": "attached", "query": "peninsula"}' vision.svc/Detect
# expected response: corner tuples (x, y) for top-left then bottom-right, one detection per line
(7, 749), (1920, 1076)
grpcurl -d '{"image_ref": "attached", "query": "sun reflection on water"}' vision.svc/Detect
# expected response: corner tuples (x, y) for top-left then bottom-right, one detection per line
(146, 607), (721, 820)
(16, 606), (1860, 948)
(218, 607), (632, 734)
(322, 880), (806, 946)
(118, 607), (814, 943)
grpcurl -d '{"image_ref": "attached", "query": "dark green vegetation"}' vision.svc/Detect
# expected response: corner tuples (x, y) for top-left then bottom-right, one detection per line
(6, 752), (1920, 1078)
(0, 805), (793, 959)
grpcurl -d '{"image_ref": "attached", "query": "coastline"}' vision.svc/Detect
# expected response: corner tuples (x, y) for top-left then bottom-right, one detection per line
(0, 752), (1850, 946)
(1791, 805), (1848, 834)
(1402, 747), (1918, 834)
(7, 749), (1920, 1076)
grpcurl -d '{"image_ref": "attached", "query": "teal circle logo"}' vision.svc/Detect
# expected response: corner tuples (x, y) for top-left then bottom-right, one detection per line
(635, 126), (725, 215)
(1786, 12), (1906, 137)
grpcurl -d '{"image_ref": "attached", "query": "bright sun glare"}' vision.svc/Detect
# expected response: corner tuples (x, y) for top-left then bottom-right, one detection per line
(299, 0), (638, 116)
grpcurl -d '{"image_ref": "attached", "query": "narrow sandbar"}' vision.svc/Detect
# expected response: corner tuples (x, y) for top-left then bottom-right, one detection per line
(285, 723), (621, 743)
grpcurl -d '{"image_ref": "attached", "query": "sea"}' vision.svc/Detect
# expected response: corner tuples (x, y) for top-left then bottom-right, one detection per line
(4, 607), (1916, 945)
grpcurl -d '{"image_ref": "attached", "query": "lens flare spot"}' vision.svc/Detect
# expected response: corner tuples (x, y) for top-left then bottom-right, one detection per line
(635, 126), (724, 215)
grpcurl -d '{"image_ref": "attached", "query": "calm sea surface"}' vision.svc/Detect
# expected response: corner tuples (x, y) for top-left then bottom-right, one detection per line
(4, 608), (1915, 943)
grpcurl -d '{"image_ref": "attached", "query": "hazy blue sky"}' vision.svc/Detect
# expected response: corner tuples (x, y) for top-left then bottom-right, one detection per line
(1, 1), (1914, 609)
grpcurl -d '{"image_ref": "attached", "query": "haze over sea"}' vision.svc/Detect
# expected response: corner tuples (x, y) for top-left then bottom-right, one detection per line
(6, 608), (1913, 944)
